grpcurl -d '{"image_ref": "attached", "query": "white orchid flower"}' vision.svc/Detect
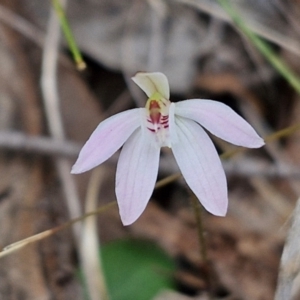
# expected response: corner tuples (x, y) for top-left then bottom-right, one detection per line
(71, 72), (264, 225)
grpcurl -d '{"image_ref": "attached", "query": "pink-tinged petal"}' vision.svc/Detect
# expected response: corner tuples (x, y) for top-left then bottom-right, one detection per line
(168, 103), (178, 144)
(116, 129), (160, 225)
(175, 99), (264, 148)
(171, 116), (228, 216)
(71, 109), (142, 174)
(132, 72), (170, 99)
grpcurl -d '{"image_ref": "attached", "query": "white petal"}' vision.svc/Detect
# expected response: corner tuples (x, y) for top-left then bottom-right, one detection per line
(131, 72), (170, 99)
(116, 129), (160, 225)
(71, 109), (142, 174)
(175, 99), (265, 148)
(171, 117), (228, 216)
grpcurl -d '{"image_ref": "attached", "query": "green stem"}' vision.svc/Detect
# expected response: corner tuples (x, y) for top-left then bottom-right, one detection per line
(190, 194), (207, 263)
(218, 0), (300, 95)
(190, 194), (215, 299)
(52, 0), (86, 70)
(265, 123), (300, 143)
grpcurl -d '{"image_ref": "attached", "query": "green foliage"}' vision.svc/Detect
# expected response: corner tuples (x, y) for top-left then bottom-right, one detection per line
(79, 239), (176, 300)
(101, 239), (176, 300)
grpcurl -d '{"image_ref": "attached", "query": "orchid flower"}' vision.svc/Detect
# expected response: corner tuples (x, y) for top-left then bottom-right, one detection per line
(71, 72), (264, 225)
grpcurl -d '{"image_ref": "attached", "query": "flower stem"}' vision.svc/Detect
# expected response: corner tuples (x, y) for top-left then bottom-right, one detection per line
(190, 193), (216, 299)
(190, 194), (207, 263)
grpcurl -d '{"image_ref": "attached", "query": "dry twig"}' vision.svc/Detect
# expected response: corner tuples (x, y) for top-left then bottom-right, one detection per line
(41, 0), (82, 241)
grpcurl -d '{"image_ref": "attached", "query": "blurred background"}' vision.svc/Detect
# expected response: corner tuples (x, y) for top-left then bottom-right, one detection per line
(1, 0), (300, 299)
